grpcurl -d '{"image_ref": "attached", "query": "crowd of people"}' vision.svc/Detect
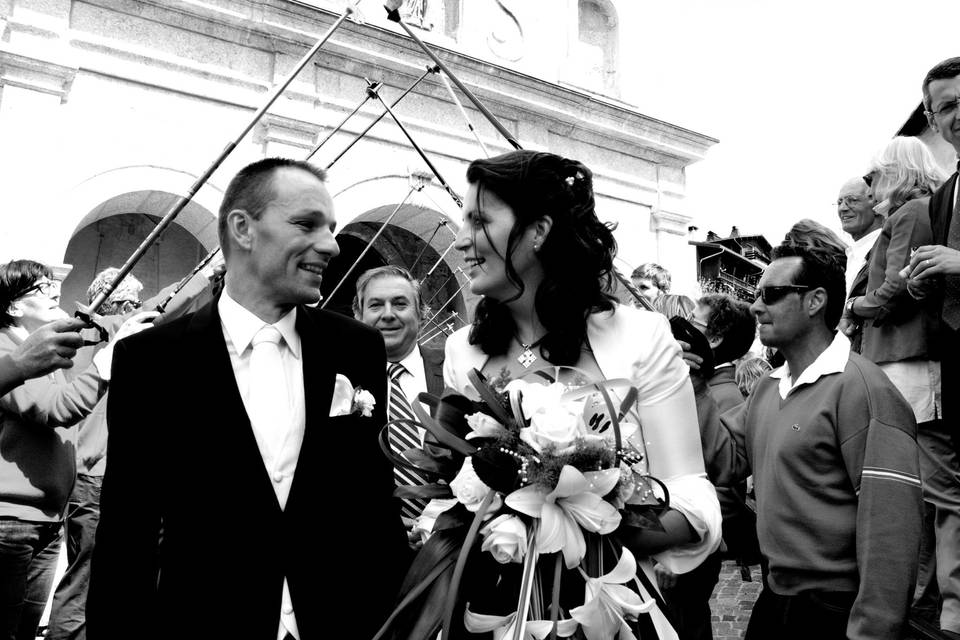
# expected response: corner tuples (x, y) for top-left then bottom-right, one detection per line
(0, 56), (959, 640)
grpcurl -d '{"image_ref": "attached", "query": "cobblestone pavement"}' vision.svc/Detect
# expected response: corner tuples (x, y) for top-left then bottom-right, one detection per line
(709, 560), (763, 640)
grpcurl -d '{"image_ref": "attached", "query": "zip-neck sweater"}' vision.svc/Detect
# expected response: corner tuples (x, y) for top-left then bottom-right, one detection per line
(0, 328), (106, 521)
(698, 348), (922, 640)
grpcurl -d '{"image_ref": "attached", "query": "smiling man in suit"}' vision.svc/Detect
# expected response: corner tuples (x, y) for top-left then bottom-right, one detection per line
(836, 176), (881, 352)
(353, 266), (444, 536)
(87, 158), (408, 640)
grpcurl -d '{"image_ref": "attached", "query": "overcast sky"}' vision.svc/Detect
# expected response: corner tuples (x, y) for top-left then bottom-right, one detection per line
(622, 0), (958, 245)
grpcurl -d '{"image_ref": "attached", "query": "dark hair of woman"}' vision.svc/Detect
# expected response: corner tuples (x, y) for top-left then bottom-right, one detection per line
(465, 150), (618, 365)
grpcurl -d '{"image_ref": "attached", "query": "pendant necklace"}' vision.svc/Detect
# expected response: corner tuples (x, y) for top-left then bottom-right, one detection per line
(515, 335), (543, 369)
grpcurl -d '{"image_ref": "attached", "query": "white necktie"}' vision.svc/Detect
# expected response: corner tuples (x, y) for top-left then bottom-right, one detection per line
(248, 325), (290, 463)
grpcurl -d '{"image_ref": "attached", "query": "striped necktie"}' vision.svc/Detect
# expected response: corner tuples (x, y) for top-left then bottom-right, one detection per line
(387, 362), (429, 522)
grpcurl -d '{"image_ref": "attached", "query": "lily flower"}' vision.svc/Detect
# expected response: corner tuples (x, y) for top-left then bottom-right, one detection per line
(506, 465), (621, 569)
(463, 608), (578, 639)
(570, 548), (655, 640)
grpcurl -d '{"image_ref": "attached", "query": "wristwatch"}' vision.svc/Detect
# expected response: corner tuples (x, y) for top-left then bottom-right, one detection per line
(845, 297), (857, 316)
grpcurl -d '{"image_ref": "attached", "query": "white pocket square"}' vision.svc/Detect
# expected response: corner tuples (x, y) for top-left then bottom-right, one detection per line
(329, 374), (376, 417)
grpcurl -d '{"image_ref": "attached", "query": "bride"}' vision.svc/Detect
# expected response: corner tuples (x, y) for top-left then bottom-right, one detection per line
(442, 149), (722, 636)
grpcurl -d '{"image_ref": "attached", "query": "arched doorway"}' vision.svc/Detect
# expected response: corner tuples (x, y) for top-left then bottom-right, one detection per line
(61, 190), (216, 312)
(320, 202), (471, 347)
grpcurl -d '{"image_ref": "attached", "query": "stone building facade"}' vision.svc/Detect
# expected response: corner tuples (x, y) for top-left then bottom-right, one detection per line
(0, 0), (716, 328)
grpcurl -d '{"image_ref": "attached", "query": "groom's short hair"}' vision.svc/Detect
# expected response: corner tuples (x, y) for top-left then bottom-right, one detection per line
(216, 158), (327, 258)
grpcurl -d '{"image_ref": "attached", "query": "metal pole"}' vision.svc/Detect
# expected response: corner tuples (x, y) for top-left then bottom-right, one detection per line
(84, 3), (358, 316)
(423, 266), (460, 306)
(325, 65), (438, 170)
(436, 70), (489, 157)
(616, 270), (657, 311)
(304, 78), (381, 162)
(422, 276), (470, 329)
(320, 185), (419, 309)
(384, 4), (521, 150)
(422, 236), (457, 279)
(155, 246), (220, 313)
(409, 219), (446, 272)
(368, 84), (463, 208)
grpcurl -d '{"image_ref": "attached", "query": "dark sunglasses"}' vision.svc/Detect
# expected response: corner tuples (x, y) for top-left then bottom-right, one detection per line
(862, 173), (873, 187)
(754, 285), (812, 305)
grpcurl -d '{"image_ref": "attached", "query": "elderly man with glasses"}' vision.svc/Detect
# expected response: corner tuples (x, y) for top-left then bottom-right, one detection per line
(697, 243), (922, 640)
(0, 260), (154, 640)
(836, 175), (882, 352)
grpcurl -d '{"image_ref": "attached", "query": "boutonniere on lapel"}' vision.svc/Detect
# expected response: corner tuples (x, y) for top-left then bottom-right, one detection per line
(329, 374), (376, 418)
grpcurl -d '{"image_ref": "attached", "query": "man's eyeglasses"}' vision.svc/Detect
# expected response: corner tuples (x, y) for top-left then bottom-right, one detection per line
(926, 97), (960, 119)
(836, 195), (868, 208)
(13, 281), (59, 300)
(113, 299), (142, 311)
(754, 285), (812, 305)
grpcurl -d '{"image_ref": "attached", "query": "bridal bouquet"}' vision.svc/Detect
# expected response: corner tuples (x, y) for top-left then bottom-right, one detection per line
(374, 368), (671, 640)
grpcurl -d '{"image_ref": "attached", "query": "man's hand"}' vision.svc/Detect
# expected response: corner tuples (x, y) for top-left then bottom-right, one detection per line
(653, 562), (678, 591)
(838, 316), (859, 338)
(907, 244), (960, 279)
(92, 312), (160, 382)
(906, 276), (938, 301)
(10, 318), (86, 380)
(112, 311), (160, 343)
(677, 340), (703, 371)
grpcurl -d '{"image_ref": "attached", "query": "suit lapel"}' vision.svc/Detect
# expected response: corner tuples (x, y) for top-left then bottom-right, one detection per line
(185, 298), (283, 515)
(286, 308), (334, 513)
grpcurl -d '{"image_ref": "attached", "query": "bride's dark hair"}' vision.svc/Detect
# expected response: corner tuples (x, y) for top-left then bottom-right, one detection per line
(466, 150), (618, 365)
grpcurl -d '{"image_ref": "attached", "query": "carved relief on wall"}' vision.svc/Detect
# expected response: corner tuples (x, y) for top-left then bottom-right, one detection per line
(400, 0), (437, 30)
(486, 0), (524, 62)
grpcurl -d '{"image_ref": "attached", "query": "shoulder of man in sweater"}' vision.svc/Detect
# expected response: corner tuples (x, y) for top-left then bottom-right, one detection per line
(835, 353), (917, 442)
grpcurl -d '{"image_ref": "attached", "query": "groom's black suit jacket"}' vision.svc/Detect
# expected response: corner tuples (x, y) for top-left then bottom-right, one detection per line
(87, 298), (408, 640)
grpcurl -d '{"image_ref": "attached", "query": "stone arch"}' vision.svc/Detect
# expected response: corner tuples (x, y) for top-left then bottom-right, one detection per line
(57, 166), (222, 311)
(324, 176), (472, 342)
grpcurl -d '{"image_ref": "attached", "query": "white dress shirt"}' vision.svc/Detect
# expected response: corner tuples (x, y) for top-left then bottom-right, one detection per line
(844, 228), (882, 296)
(218, 291), (305, 640)
(396, 346), (427, 404)
(394, 346), (428, 442)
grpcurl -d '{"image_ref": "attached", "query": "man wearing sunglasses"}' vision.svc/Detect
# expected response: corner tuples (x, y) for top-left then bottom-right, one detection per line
(699, 244), (922, 640)
(0, 259), (154, 640)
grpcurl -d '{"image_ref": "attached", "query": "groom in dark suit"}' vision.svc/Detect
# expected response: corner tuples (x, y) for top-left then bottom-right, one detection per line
(87, 158), (408, 640)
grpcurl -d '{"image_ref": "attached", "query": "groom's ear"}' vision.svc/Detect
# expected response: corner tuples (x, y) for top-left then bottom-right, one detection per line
(225, 209), (254, 252)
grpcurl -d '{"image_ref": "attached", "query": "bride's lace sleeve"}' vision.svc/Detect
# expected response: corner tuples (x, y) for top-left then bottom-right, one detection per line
(631, 313), (723, 573)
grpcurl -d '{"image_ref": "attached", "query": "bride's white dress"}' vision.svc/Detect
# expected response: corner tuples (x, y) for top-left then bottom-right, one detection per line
(443, 304), (723, 638)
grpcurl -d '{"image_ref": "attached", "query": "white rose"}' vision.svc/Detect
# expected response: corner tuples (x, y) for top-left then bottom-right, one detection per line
(450, 458), (502, 513)
(480, 514), (528, 564)
(352, 389), (376, 417)
(505, 380), (565, 419)
(465, 412), (506, 439)
(521, 405), (582, 452)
